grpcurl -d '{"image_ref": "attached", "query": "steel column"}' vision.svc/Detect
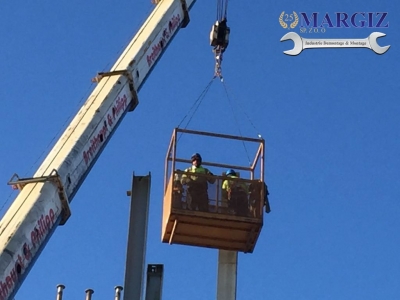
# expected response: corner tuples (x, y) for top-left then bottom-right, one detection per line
(123, 174), (151, 300)
(216, 250), (237, 300)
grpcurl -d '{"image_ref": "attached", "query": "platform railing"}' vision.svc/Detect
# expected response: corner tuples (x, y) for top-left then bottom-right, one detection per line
(166, 171), (264, 220)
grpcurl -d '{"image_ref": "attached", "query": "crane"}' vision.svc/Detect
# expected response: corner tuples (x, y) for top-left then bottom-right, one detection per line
(0, 1), (195, 300)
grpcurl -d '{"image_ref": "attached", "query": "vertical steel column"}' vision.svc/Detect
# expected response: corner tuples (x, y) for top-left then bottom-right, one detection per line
(56, 284), (65, 300)
(145, 264), (164, 300)
(85, 289), (94, 300)
(216, 250), (237, 300)
(114, 286), (124, 300)
(123, 173), (151, 300)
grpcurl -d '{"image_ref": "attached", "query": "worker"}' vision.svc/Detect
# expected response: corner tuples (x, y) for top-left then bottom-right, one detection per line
(172, 171), (184, 208)
(181, 153), (215, 212)
(264, 184), (271, 213)
(249, 182), (271, 217)
(222, 169), (249, 216)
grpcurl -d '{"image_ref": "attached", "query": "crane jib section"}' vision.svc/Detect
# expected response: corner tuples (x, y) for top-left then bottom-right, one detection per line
(0, 0), (196, 299)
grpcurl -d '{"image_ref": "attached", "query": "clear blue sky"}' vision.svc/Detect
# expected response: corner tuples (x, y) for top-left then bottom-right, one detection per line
(1, 0), (399, 299)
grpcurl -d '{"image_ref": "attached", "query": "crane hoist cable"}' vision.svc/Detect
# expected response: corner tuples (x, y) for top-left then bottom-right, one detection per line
(176, 73), (263, 167)
(210, 0), (230, 80)
(176, 76), (215, 133)
(221, 79), (262, 139)
(216, 0), (228, 21)
(221, 78), (264, 165)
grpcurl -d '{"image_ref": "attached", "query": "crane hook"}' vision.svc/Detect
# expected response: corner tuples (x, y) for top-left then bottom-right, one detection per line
(210, 18), (230, 80)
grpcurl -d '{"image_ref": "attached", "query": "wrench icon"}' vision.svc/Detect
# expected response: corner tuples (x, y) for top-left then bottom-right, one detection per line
(280, 32), (390, 55)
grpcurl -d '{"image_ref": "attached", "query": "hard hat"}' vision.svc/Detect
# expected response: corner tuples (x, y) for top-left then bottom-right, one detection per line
(191, 153), (202, 164)
(226, 169), (236, 176)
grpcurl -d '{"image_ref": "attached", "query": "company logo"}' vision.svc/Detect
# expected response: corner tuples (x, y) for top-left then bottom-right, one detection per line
(279, 11), (299, 29)
(279, 11), (390, 55)
(280, 31), (390, 55)
(279, 11), (389, 33)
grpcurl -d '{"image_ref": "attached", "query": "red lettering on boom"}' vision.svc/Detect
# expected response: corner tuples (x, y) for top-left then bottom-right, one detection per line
(83, 121), (108, 165)
(0, 208), (56, 300)
(112, 95), (128, 120)
(82, 93), (128, 166)
(147, 14), (181, 67)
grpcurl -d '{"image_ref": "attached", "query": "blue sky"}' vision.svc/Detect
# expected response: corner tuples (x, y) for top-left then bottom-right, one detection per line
(1, 0), (399, 299)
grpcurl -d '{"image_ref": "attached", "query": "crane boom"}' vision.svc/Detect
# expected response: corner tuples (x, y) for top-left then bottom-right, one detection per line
(0, 1), (195, 299)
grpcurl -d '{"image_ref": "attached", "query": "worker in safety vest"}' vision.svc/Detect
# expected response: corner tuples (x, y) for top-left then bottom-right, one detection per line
(222, 169), (249, 216)
(181, 153), (215, 212)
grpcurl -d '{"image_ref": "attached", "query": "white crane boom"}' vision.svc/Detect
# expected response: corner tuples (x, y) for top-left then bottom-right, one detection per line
(0, 1), (195, 299)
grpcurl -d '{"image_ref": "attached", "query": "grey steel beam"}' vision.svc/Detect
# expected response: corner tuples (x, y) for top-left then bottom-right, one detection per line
(145, 264), (164, 300)
(216, 250), (237, 300)
(123, 173), (151, 300)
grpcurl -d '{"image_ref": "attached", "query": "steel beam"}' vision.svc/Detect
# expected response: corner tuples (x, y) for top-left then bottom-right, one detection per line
(123, 174), (151, 300)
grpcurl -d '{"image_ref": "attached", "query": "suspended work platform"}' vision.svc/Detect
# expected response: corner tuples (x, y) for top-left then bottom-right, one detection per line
(162, 128), (266, 253)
